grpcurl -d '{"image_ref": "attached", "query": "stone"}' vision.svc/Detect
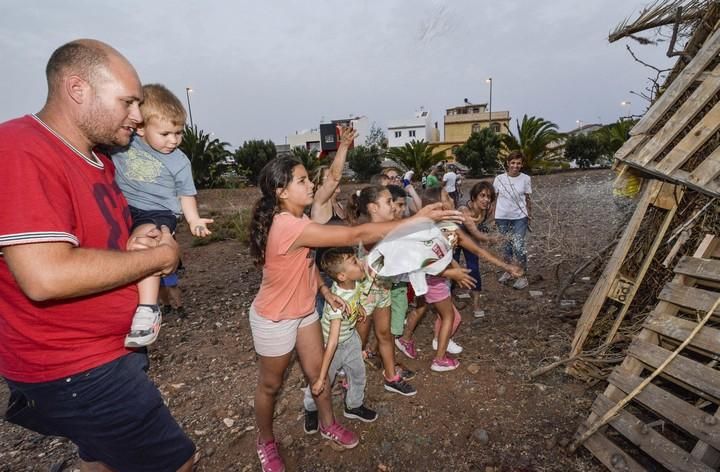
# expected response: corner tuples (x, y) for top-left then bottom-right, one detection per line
(529, 290), (543, 297)
(497, 385), (506, 396)
(281, 435), (294, 448)
(467, 363), (481, 374)
(223, 418), (235, 427)
(472, 428), (490, 445)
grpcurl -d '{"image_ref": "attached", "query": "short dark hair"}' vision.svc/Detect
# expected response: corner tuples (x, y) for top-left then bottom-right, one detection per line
(386, 184), (406, 200)
(320, 247), (355, 281)
(46, 40), (109, 92)
(422, 187), (443, 206)
(506, 150), (524, 164)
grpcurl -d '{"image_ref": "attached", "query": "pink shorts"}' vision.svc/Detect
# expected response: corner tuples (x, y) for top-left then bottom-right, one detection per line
(249, 305), (319, 357)
(425, 275), (450, 304)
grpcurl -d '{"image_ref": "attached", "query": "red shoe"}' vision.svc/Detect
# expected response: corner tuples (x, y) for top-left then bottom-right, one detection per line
(256, 436), (285, 472)
(431, 356), (460, 372)
(319, 421), (359, 449)
(394, 337), (417, 359)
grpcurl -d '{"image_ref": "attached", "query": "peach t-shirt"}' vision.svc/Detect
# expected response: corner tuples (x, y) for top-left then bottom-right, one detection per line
(253, 212), (319, 321)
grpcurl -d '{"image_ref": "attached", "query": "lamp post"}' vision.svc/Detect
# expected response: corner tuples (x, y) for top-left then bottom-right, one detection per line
(485, 77), (493, 129)
(621, 100), (631, 119)
(576, 119), (584, 133)
(185, 87), (194, 128)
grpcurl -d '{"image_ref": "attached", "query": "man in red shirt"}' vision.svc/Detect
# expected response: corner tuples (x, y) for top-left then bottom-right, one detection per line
(0, 39), (195, 472)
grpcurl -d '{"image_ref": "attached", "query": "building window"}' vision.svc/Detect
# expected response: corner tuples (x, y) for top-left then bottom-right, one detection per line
(394, 131), (401, 138)
(472, 123), (481, 134)
(409, 130), (416, 137)
(490, 122), (501, 133)
(324, 134), (335, 143)
(473, 107), (480, 114)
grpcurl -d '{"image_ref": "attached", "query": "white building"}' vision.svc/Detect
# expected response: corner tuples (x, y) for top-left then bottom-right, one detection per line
(387, 110), (434, 148)
(287, 129), (321, 153)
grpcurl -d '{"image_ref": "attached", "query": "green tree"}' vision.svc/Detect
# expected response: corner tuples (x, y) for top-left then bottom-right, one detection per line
(502, 114), (564, 172)
(564, 133), (604, 169)
(233, 140), (277, 185)
(365, 123), (388, 149)
(291, 146), (320, 173)
(594, 119), (636, 159)
(454, 128), (502, 177)
(386, 140), (444, 176)
(347, 145), (382, 181)
(179, 125), (232, 189)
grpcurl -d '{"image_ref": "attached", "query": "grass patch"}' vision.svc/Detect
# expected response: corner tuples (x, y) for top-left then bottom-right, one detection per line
(186, 209), (251, 247)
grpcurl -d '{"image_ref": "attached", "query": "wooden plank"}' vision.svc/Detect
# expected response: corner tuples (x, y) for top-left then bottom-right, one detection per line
(616, 134), (649, 161)
(569, 180), (660, 360)
(631, 64), (720, 167)
(665, 168), (720, 198)
(608, 370), (720, 450)
(644, 310), (720, 354)
(688, 147), (720, 187)
(604, 184), (683, 344)
(655, 100), (720, 173)
(675, 256), (720, 283)
(632, 25), (720, 136)
(591, 394), (715, 472)
(581, 426), (647, 472)
(658, 282), (720, 314)
(629, 338), (720, 402)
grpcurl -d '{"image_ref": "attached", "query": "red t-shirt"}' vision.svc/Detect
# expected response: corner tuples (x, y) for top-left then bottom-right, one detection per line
(0, 115), (137, 383)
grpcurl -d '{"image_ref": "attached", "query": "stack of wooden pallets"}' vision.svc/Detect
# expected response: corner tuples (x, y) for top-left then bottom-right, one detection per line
(576, 235), (720, 470)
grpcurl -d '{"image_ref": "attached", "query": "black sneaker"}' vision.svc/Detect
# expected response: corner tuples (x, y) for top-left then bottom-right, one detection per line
(395, 363), (416, 381)
(344, 404), (378, 423)
(304, 409), (318, 434)
(384, 375), (417, 396)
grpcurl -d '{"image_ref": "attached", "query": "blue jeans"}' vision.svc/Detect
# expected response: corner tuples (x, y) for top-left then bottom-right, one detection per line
(495, 217), (528, 271)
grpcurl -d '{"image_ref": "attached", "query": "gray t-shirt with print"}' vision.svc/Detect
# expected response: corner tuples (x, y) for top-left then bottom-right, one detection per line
(112, 136), (196, 215)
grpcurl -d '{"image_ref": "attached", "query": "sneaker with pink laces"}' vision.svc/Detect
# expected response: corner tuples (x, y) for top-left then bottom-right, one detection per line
(394, 336), (417, 359)
(431, 356), (460, 372)
(256, 436), (285, 472)
(319, 421), (359, 449)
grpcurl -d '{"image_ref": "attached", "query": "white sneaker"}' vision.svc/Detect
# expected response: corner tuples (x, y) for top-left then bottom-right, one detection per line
(498, 272), (512, 284)
(432, 338), (463, 354)
(512, 277), (529, 290)
(124, 306), (162, 348)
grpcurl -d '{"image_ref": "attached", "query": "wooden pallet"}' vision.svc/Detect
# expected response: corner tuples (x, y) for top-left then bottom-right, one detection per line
(615, 21), (720, 198)
(577, 235), (720, 471)
(569, 180), (684, 365)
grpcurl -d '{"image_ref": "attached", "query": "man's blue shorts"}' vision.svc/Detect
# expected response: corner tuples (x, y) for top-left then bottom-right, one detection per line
(4, 351), (195, 471)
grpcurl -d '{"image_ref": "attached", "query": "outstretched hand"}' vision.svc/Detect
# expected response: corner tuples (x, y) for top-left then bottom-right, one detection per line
(189, 218), (214, 238)
(415, 202), (464, 223)
(443, 267), (477, 289)
(338, 126), (358, 148)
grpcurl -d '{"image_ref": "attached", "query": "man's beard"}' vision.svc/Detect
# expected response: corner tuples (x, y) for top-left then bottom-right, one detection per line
(78, 101), (130, 148)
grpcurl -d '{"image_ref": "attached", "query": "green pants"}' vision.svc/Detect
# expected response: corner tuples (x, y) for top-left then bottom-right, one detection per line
(390, 283), (408, 337)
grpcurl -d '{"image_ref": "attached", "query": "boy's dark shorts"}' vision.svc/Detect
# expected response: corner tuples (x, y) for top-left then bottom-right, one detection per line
(4, 351), (195, 472)
(129, 206), (178, 233)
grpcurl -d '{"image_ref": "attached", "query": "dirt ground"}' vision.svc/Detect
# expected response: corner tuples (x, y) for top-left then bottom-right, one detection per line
(0, 169), (635, 472)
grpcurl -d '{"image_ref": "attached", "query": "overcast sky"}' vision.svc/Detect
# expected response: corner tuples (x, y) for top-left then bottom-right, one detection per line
(1, 1), (676, 148)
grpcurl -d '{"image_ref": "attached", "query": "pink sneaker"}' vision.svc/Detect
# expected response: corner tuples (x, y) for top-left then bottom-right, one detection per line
(431, 356), (460, 372)
(320, 421), (359, 449)
(394, 337), (417, 359)
(256, 436), (285, 472)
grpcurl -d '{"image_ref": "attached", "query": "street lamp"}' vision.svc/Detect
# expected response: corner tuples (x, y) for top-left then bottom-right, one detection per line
(485, 77), (493, 128)
(620, 100), (631, 119)
(185, 87), (194, 129)
(576, 119), (584, 132)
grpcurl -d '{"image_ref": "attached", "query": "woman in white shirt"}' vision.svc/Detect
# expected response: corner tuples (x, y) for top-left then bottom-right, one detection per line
(493, 151), (531, 289)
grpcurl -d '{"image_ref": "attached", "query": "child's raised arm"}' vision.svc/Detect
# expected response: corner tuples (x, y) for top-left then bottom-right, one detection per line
(312, 318), (342, 396)
(311, 127), (358, 223)
(180, 195), (214, 237)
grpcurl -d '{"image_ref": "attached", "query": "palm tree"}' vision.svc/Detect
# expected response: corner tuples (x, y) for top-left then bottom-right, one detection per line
(502, 115), (563, 172)
(180, 125), (232, 189)
(291, 146), (320, 173)
(594, 119), (637, 159)
(386, 140), (445, 175)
